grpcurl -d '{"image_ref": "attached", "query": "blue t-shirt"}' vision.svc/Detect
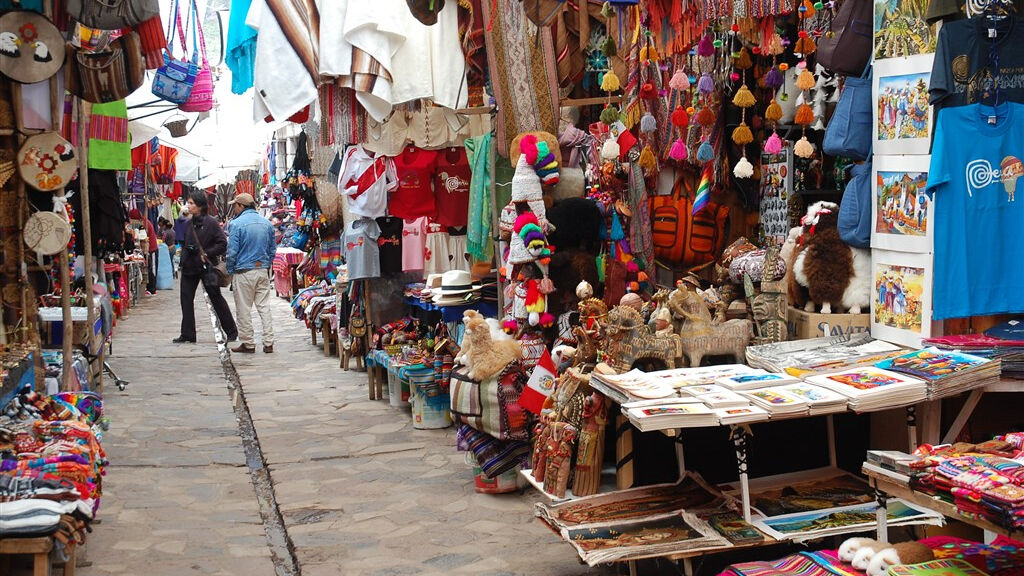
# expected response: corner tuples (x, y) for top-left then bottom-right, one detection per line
(927, 102), (1024, 319)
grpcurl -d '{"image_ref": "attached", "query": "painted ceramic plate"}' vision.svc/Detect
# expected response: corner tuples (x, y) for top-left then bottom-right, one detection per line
(17, 132), (77, 191)
(0, 11), (65, 84)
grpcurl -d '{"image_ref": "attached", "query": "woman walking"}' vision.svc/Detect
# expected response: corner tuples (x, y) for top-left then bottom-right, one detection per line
(173, 191), (238, 343)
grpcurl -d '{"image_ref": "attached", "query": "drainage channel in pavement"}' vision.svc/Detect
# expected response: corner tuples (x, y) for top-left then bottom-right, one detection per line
(205, 297), (300, 576)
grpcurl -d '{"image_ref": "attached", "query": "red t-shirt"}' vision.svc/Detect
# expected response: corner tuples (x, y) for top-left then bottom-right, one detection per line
(390, 146), (438, 219)
(433, 147), (471, 227)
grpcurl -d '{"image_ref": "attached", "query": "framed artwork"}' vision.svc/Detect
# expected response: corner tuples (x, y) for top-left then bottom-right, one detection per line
(562, 512), (731, 566)
(871, 155), (934, 252)
(871, 249), (933, 348)
(752, 499), (942, 542)
(873, 55), (935, 156)
(874, 0), (936, 59)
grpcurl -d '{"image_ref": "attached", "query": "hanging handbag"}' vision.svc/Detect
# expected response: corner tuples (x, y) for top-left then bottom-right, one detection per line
(650, 168), (730, 266)
(190, 223), (231, 289)
(817, 0), (873, 77)
(65, 0), (159, 30)
(838, 155), (872, 248)
(823, 65), (872, 160)
(179, 0), (214, 112)
(151, 0), (197, 105)
(65, 31), (145, 104)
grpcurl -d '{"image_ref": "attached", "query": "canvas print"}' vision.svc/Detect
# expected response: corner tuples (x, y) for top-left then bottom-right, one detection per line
(876, 347), (990, 381)
(872, 155), (933, 252)
(741, 472), (874, 518)
(871, 249), (933, 347)
(873, 55), (935, 155)
(753, 499), (942, 542)
(562, 512), (731, 566)
(874, 0), (936, 59)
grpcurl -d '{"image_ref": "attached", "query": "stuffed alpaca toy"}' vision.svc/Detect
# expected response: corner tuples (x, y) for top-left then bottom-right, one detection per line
(463, 315), (523, 381)
(792, 201), (871, 313)
(456, 310), (513, 369)
(839, 532), (880, 561)
(866, 542), (935, 576)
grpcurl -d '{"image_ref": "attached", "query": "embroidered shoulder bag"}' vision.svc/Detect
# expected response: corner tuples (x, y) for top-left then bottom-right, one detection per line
(151, 0), (197, 105)
(179, 0), (214, 112)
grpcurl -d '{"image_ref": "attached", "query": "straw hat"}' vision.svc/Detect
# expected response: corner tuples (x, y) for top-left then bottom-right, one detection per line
(431, 270), (480, 298)
(0, 11), (64, 84)
(510, 131), (561, 169)
(17, 132), (77, 192)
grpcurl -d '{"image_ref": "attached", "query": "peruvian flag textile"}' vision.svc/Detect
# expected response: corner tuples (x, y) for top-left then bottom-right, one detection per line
(519, 349), (557, 414)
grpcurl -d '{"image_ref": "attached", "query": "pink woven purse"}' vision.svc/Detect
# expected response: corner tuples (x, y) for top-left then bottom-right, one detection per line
(179, 0), (213, 112)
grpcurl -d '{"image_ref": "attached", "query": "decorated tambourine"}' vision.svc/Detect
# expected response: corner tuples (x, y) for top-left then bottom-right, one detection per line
(0, 11), (65, 84)
(23, 211), (71, 256)
(17, 132), (77, 191)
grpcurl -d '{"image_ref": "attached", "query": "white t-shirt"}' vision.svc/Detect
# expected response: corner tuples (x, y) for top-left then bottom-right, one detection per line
(337, 144), (397, 218)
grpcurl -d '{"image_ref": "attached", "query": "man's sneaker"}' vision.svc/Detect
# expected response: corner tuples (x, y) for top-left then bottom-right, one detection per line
(231, 344), (256, 353)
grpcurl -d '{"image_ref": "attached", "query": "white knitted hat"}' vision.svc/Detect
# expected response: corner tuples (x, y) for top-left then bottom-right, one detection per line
(511, 153), (543, 202)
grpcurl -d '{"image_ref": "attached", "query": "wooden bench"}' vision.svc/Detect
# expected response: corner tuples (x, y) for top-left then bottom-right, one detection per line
(0, 536), (75, 576)
(321, 324), (335, 356)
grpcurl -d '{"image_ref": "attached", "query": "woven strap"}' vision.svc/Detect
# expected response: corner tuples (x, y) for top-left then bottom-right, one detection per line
(164, 0), (188, 58)
(189, 0), (209, 66)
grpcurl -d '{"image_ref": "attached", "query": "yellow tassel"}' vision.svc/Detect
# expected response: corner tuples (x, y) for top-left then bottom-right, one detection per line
(765, 99), (783, 123)
(621, 101), (642, 130)
(794, 103), (815, 126)
(731, 122), (754, 146)
(795, 36), (817, 55)
(601, 70), (621, 92)
(796, 69), (816, 91)
(647, 43), (659, 62)
(732, 84), (756, 109)
(768, 34), (783, 56)
(638, 144), (657, 172)
(734, 47), (753, 70)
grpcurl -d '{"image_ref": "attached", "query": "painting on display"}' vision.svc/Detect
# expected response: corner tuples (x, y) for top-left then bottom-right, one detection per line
(562, 512), (732, 565)
(871, 155), (934, 252)
(873, 55), (935, 155)
(874, 0), (936, 59)
(753, 499), (942, 542)
(871, 249), (933, 348)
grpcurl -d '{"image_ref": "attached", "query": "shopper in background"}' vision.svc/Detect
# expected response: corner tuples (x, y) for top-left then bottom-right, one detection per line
(174, 191), (238, 344)
(225, 193), (276, 354)
(159, 218), (178, 276)
(130, 208), (159, 295)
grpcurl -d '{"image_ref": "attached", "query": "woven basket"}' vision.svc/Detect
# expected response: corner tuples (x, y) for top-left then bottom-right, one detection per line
(305, 120), (344, 231)
(164, 117), (189, 137)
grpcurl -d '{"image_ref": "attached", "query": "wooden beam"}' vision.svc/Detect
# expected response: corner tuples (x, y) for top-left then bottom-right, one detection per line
(559, 95), (624, 108)
(78, 99), (98, 389)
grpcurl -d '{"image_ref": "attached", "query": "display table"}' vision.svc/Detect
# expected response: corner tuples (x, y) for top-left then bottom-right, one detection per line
(404, 297), (498, 323)
(863, 463), (1024, 542)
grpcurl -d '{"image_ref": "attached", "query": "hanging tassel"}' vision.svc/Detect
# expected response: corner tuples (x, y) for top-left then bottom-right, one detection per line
(640, 112), (657, 133)
(601, 138), (621, 160)
(732, 84), (756, 108)
(733, 156), (754, 178)
(539, 312), (555, 328)
(610, 210), (625, 240)
(696, 140), (715, 163)
(765, 99), (783, 122)
(734, 47), (753, 70)
(601, 69), (621, 92)
(794, 136), (814, 158)
(698, 73), (715, 95)
(764, 132), (783, 154)
(695, 107), (716, 127)
(731, 122), (753, 146)
(697, 33), (714, 57)
(669, 70), (690, 91)
(671, 106), (689, 127)
(794, 103), (814, 125)
(669, 138), (687, 160)
(640, 43), (659, 62)
(640, 83), (658, 100)
(601, 35), (617, 58)
(796, 67), (816, 91)
(638, 144), (657, 171)
(795, 33), (817, 55)
(601, 1), (615, 18)
(764, 67), (783, 90)
(800, 0), (816, 17)
(600, 106), (620, 125)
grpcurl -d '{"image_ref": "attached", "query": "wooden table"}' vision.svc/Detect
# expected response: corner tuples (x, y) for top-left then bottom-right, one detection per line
(0, 536), (75, 576)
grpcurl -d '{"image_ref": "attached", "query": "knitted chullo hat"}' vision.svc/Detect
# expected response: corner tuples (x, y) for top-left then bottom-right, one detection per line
(511, 151), (544, 202)
(515, 212), (547, 256)
(507, 227), (534, 265)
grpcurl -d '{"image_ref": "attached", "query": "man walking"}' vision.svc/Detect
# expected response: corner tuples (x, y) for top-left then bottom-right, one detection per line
(225, 193), (277, 353)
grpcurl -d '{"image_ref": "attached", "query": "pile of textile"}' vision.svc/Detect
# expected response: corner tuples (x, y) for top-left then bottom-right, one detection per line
(290, 283), (336, 328)
(910, 433), (1024, 530)
(1, 391), (106, 555)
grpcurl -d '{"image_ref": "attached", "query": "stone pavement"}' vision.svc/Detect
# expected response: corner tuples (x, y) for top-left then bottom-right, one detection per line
(76, 284), (621, 575)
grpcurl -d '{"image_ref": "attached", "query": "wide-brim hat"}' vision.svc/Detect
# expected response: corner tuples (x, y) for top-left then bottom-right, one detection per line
(17, 132), (77, 192)
(0, 11), (65, 84)
(432, 270), (481, 296)
(432, 293), (481, 306)
(510, 131), (561, 168)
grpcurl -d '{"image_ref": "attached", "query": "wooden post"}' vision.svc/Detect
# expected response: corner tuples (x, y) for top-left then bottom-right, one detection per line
(78, 99), (99, 388)
(487, 119), (503, 313)
(615, 413), (634, 490)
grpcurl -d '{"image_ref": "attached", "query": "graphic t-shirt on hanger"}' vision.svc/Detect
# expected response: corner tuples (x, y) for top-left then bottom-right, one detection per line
(927, 102), (1024, 319)
(338, 144), (397, 218)
(343, 217), (382, 280)
(433, 147), (472, 227)
(402, 216), (428, 273)
(930, 15), (1024, 117)
(375, 216), (403, 275)
(391, 146), (438, 219)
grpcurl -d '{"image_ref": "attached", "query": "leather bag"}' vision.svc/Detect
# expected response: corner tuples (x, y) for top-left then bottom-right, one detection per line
(65, 32), (145, 104)
(817, 0), (873, 76)
(66, 0), (159, 30)
(650, 169), (730, 267)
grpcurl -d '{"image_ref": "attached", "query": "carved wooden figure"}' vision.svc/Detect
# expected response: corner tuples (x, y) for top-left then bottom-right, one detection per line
(668, 285), (752, 367)
(572, 391), (608, 497)
(601, 306), (682, 373)
(544, 422), (577, 499)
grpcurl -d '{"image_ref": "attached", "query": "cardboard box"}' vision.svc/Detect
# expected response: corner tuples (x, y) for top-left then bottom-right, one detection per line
(787, 306), (870, 339)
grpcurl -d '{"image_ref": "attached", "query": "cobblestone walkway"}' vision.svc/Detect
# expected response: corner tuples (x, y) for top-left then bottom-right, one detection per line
(77, 285), (617, 576)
